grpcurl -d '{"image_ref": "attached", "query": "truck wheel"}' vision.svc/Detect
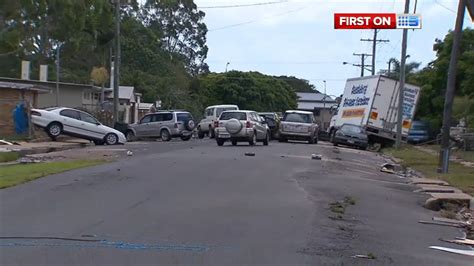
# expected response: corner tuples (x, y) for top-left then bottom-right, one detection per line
(209, 126), (215, 139)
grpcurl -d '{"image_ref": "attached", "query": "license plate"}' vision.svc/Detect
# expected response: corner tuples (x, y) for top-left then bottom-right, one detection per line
(347, 140), (355, 144)
(219, 134), (230, 138)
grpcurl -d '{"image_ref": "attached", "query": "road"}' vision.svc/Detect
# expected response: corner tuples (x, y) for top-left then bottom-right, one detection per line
(0, 139), (471, 265)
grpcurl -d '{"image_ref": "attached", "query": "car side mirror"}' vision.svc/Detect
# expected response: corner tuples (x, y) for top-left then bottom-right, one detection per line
(95, 122), (101, 125)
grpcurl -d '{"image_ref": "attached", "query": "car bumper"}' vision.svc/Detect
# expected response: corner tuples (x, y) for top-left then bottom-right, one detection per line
(117, 133), (127, 144)
(334, 136), (367, 148)
(279, 130), (312, 139)
(407, 136), (429, 143)
(215, 127), (253, 139)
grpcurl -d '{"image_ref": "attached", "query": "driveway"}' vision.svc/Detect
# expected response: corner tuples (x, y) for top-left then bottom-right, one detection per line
(0, 140), (471, 265)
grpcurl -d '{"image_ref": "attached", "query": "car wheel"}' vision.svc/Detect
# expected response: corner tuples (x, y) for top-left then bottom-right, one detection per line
(216, 138), (225, 146)
(263, 131), (270, 146)
(308, 137), (314, 144)
(47, 122), (62, 140)
(181, 136), (191, 141)
(126, 130), (135, 142)
(93, 140), (105, 145)
(333, 142), (338, 146)
(105, 133), (118, 145)
(161, 129), (171, 141)
(231, 140), (237, 146)
(197, 127), (205, 139)
(314, 137), (318, 144)
(209, 126), (215, 139)
(249, 132), (257, 146)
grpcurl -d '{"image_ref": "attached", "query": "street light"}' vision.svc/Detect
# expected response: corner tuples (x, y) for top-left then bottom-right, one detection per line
(225, 62), (230, 72)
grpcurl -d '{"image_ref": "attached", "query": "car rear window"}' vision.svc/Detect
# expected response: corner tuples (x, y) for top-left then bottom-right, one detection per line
(177, 113), (193, 121)
(219, 112), (247, 120)
(283, 113), (311, 123)
(216, 107), (238, 117)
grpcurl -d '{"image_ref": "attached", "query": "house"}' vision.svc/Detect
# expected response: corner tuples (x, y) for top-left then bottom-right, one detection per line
(0, 77), (101, 111)
(297, 92), (338, 130)
(0, 81), (50, 137)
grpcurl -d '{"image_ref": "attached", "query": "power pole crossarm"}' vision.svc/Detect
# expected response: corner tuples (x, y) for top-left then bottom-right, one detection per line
(360, 30), (389, 75)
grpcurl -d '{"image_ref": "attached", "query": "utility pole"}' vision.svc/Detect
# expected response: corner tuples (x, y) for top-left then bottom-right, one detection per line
(361, 30), (389, 75)
(439, 0), (466, 173)
(395, 0), (410, 149)
(113, 0), (121, 123)
(55, 45), (61, 106)
(353, 53), (372, 77)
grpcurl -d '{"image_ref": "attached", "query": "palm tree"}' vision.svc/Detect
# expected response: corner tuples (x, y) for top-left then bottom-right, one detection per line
(386, 57), (421, 79)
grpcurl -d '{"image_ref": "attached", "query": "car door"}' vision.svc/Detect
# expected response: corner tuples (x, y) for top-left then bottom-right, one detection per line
(251, 112), (265, 139)
(78, 111), (104, 140)
(149, 113), (164, 137)
(59, 109), (82, 136)
(135, 115), (152, 137)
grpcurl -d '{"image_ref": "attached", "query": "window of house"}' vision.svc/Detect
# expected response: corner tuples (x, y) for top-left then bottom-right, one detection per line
(83, 92), (91, 100)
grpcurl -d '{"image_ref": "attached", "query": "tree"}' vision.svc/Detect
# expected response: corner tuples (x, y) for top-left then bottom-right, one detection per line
(409, 28), (474, 130)
(273, 76), (318, 93)
(198, 71), (297, 113)
(386, 58), (421, 80)
(142, 0), (208, 75)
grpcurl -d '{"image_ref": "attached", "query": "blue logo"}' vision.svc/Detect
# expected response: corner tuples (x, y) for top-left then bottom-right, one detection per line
(397, 14), (421, 29)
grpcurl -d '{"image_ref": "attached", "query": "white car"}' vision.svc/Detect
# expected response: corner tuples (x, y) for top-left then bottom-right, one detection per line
(197, 104), (239, 139)
(31, 107), (126, 145)
(214, 110), (270, 146)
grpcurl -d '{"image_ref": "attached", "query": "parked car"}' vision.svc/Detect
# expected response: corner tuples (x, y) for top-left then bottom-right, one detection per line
(214, 110), (270, 146)
(332, 123), (368, 150)
(279, 110), (319, 144)
(126, 111), (195, 141)
(197, 104), (239, 139)
(407, 120), (431, 144)
(258, 112), (280, 139)
(31, 107), (126, 145)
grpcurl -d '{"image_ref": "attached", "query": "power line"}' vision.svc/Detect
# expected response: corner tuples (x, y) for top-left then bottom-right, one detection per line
(208, 6), (306, 31)
(199, 1), (288, 9)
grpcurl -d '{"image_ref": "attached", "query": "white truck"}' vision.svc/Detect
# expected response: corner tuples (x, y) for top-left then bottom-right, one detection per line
(328, 75), (421, 145)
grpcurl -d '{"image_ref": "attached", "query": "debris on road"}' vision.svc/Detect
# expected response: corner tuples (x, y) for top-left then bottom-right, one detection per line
(311, 154), (322, 160)
(380, 163), (397, 174)
(0, 140), (14, 145)
(439, 238), (474, 247)
(433, 216), (471, 226)
(429, 246), (474, 257)
(418, 220), (463, 228)
(352, 253), (376, 259)
(244, 152), (255, 157)
(17, 157), (41, 164)
(126, 150), (133, 156)
(332, 149), (340, 154)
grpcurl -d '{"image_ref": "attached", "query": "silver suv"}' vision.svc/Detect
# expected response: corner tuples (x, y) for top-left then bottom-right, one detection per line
(279, 110), (319, 144)
(126, 111), (195, 141)
(214, 110), (270, 146)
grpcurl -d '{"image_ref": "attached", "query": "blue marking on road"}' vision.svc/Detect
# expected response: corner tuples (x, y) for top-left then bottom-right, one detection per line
(0, 239), (211, 252)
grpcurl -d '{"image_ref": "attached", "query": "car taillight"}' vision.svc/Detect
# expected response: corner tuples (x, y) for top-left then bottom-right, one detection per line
(31, 111), (41, 116)
(214, 121), (219, 128)
(246, 121), (252, 128)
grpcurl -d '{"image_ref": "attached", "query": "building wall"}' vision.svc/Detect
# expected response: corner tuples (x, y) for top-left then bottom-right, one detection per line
(0, 88), (36, 136)
(38, 87), (99, 109)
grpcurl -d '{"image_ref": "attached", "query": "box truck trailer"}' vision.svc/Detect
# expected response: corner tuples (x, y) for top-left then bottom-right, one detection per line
(328, 75), (421, 145)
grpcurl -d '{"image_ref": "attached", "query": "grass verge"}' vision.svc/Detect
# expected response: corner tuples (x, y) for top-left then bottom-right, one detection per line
(384, 146), (474, 196)
(0, 160), (104, 189)
(0, 152), (20, 163)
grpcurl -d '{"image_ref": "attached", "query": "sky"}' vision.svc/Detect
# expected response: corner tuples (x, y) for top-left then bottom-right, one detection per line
(194, 0), (473, 97)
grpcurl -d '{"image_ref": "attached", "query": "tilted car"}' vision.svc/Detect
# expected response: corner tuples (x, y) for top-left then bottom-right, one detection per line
(197, 104), (239, 139)
(31, 107), (126, 145)
(332, 123), (368, 150)
(126, 111), (195, 141)
(279, 110), (319, 144)
(214, 110), (270, 146)
(258, 112), (280, 139)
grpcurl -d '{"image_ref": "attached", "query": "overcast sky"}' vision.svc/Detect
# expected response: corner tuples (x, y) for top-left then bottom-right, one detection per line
(194, 0), (473, 96)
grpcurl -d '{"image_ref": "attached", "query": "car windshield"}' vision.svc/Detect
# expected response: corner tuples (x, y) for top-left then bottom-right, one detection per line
(260, 114), (275, 120)
(283, 113), (311, 123)
(177, 113), (193, 121)
(341, 124), (364, 134)
(219, 112), (247, 120)
(216, 107), (237, 117)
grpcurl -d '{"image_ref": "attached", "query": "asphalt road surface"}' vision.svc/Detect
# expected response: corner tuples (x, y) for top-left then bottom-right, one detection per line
(0, 139), (472, 265)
